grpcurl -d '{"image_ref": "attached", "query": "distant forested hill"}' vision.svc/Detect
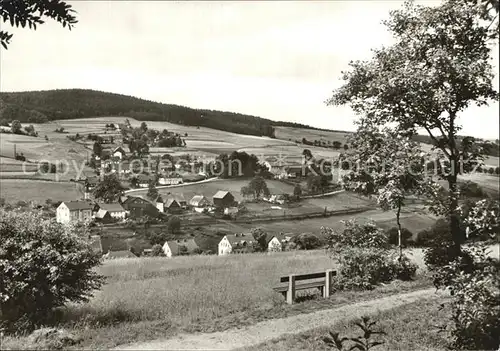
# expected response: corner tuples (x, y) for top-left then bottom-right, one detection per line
(0, 89), (314, 138)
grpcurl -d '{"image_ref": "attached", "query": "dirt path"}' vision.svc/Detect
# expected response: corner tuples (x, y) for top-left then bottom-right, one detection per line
(113, 288), (442, 351)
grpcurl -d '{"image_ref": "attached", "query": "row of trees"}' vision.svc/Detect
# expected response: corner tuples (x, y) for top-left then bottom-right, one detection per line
(329, 0), (499, 349)
(301, 137), (349, 150)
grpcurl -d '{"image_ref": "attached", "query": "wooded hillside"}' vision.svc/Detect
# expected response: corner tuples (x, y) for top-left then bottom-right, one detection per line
(0, 89), (314, 138)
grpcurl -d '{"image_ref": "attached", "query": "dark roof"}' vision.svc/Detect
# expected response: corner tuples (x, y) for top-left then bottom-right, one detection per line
(165, 199), (180, 208)
(165, 193), (186, 203)
(62, 201), (93, 211)
(213, 190), (232, 199)
(113, 146), (126, 154)
(104, 250), (138, 259)
(225, 233), (255, 245)
(165, 239), (199, 254)
(97, 202), (125, 212)
(95, 209), (110, 219)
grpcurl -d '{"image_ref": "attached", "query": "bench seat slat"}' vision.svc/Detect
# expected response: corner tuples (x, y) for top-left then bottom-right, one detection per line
(273, 280), (325, 292)
(280, 270), (337, 283)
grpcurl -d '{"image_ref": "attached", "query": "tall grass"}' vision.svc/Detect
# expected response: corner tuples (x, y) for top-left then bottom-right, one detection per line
(54, 250), (335, 328)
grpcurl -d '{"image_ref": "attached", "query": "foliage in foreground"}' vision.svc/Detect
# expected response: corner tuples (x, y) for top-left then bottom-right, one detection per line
(325, 220), (417, 290)
(323, 316), (386, 351)
(432, 244), (500, 350)
(0, 209), (104, 332)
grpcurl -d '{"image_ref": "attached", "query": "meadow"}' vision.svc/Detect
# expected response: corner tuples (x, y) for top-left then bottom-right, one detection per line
(0, 249), (432, 350)
(0, 179), (84, 203)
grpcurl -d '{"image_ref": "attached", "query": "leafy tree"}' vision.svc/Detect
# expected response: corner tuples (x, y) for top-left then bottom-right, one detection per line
(151, 244), (164, 257)
(93, 141), (102, 157)
(332, 141), (342, 149)
(92, 174), (124, 203)
(167, 215), (181, 234)
(0, 209), (103, 332)
(147, 179), (158, 200)
(0, 0), (77, 49)
(250, 227), (268, 252)
(10, 119), (21, 134)
(245, 176), (270, 199)
(140, 121), (148, 132)
(342, 127), (426, 258)
(328, 0), (499, 255)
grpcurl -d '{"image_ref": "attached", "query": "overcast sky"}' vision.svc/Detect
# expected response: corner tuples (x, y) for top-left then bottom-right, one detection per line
(1, 0), (498, 139)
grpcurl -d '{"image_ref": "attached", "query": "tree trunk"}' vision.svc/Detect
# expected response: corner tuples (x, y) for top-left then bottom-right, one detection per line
(448, 170), (462, 257)
(396, 203), (403, 260)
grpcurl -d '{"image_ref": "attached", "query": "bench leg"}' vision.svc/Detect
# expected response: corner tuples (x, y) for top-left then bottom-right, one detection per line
(286, 275), (296, 304)
(325, 269), (333, 298)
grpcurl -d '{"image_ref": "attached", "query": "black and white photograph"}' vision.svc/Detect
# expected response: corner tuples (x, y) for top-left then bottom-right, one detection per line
(0, 0), (499, 350)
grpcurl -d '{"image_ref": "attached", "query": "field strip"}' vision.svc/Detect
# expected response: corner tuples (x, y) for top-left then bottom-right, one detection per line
(113, 288), (442, 351)
(123, 177), (221, 194)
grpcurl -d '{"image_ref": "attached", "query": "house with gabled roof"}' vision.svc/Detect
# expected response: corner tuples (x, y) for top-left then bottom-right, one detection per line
(164, 198), (182, 214)
(56, 201), (93, 224)
(93, 202), (127, 219)
(162, 238), (200, 257)
(213, 191), (235, 209)
(218, 233), (255, 255)
(137, 174), (156, 188)
(120, 196), (159, 219)
(94, 209), (113, 223)
(103, 250), (138, 259)
(112, 146), (127, 160)
(189, 195), (211, 213)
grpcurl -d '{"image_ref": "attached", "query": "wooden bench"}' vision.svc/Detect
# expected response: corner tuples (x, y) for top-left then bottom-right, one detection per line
(273, 269), (337, 304)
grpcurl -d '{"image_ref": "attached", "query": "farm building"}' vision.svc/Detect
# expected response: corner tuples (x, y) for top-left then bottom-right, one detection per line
(165, 194), (188, 209)
(137, 174), (155, 188)
(56, 201), (93, 224)
(100, 136), (114, 144)
(218, 233), (255, 255)
(93, 202), (127, 219)
(158, 176), (183, 185)
(94, 209), (113, 223)
(213, 191), (235, 209)
(164, 198), (182, 214)
(84, 176), (100, 191)
(112, 146), (127, 159)
(266, 233), (287, 252)
(162, 239), (200, 257)
(189, 195), (211, 213)
(121, 196), (159, 219)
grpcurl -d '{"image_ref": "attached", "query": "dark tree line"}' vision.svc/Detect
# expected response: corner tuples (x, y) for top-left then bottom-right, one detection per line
(0, 89), (316, 138)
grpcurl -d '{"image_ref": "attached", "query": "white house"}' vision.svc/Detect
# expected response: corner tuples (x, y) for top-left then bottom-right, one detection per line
(158, 176), (183, 185)
(218, 233), (255, 255)
(56, 201), (93, 224)
(162, 239), (200, 258)
(93, 203), (127, 220)
(266, 235), (283, 252)
(112, 146), (126, 160)
(189, 195), (211, 213)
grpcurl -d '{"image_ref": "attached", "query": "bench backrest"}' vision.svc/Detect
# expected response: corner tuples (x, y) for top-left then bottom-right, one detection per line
(280, 270), (336, 283)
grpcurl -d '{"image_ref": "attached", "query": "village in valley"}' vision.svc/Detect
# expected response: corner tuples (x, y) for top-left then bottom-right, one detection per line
(1, 0), (499, 350)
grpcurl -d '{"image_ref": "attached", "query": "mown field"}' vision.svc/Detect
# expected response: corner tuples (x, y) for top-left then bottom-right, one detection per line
(0, 179), (84, 203)
(0, 249), (433, 350)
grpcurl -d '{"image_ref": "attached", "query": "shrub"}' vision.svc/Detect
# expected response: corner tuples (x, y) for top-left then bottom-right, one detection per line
(385, 227), (413, 246)
(151, 244), (164, 257)
(331, 248), (416, 291)
(167, 216), (181, 234)
(459, 181), (486, 198)
(0, 209), (103, 332)
(323, 219), (389, 249)
(433, 245), (500, 350)
(415, 218), (450, 247)
(290, 233), (323, 250)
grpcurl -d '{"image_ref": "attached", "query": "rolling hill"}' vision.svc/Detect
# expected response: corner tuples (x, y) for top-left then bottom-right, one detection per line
(0, 89), (316, 138)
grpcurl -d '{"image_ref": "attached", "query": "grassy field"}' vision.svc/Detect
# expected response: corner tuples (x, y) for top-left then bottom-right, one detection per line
(0, 179), (84, 203)
(0, 250), (433, 350)
(243, 297), (449, 351)
(274, 126), (351, 145)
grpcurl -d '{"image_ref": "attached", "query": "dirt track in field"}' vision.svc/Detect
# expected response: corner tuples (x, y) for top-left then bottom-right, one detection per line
(113, 288), (443, 351)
